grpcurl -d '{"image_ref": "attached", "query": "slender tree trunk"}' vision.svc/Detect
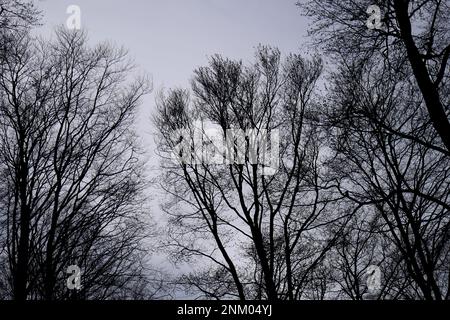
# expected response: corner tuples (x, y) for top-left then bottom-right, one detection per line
(13, 139), (30, 300)
(251, 227), (278, 300)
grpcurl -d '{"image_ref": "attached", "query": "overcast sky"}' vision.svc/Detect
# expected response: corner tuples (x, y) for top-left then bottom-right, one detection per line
(37, 0), (308, 87)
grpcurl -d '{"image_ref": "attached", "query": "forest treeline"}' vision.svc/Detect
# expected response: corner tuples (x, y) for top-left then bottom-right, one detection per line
(1, 0), (449, 300)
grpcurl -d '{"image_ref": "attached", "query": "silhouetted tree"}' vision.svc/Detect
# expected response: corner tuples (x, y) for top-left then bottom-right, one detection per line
(322, 56), (449, 299)
(0, 28), (153, 300)
(299, 0), (450, 153)
(298, 0), (449, 300)
(155, 47), (348, 300)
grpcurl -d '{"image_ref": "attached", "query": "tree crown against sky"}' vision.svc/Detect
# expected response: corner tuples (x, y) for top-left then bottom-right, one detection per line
(0, 0), (448, 301)
(0, 2), (158, 298)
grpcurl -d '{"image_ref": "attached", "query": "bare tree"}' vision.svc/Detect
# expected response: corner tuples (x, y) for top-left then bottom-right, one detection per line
(322, 55), (449, 299)
(154, 46), (348, 300)
(0, 28), (153, 300)
(298, 0), (450, 153)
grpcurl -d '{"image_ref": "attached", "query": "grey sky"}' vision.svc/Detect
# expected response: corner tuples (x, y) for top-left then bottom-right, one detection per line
(37, 0), (309, 89)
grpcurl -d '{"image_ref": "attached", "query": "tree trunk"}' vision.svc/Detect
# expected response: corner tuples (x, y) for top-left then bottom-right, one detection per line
(394, 0), (450, 153)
